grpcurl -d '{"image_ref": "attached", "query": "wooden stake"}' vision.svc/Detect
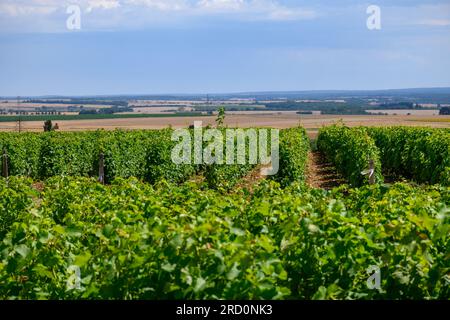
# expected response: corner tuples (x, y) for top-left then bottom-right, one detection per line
(2, 149), (8, 178)
(368, 159), (375, 185)
(98, 152), (105, 184)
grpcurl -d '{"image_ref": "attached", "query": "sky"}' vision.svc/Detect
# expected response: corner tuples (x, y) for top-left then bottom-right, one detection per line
(0, 0), (449, 96)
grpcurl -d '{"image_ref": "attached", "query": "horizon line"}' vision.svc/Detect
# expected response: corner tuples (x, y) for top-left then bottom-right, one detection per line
(2, 86), (450, 99)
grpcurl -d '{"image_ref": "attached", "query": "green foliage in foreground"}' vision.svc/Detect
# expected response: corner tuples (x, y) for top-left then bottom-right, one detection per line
(0, 177), (36, 237)
(318, 125), (450, 187)
(0, 127), (307, 189)
(272, 127), (310, 187)
(0, 177), (448, 300)
(317, 125), (383, 186)
(203, 127), (310, 190)
(202, 128), (257, 190)
(0, 130), (197, 184)
(368, 127), (450, 186)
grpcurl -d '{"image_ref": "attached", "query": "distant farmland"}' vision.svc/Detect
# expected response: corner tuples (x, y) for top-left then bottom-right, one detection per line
(0, 112), (206, 122)
(1, 113), (450, 133)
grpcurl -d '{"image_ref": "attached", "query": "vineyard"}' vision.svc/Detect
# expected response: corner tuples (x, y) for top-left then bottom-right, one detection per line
(0, 126), (449, 300)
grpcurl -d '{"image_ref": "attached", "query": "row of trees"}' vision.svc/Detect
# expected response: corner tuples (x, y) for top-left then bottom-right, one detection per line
(0, 111), (63, 115)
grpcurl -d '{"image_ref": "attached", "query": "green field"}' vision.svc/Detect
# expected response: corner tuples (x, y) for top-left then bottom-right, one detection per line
(0, 126), (448, 300)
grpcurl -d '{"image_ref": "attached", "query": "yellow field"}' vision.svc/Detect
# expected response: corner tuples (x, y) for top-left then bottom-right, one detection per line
(1, 113), (449, 135)
(407, 118), (450, 123)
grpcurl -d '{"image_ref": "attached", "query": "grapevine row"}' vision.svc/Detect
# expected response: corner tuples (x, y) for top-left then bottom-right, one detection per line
(0, 128), (310, 189)
(0, 177), (447, 299)
(317, 125), (383, 186)
(368, 127), (450, 185)
(0, 130), (196, 184)
(271, 127), (310, 187)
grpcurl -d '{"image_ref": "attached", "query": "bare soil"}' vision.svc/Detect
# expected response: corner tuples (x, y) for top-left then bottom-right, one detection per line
(32, 182), (45, 192)
(234, 165), (270, 193)
(306, 151), (345, 190)
(1, 114), (450, 132)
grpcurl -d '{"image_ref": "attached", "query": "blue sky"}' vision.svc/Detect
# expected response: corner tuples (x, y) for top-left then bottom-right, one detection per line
(0, 0), (449, 96)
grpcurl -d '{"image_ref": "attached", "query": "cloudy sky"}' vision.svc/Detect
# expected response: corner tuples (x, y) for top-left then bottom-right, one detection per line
(0, 0), (449, 96)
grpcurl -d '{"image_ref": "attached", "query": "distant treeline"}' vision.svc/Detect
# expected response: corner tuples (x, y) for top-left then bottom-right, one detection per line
(0, 112), (206, 123)
(79, 106), (133, 115)
(263, 100), (441, 115)
(8, 87), (450, 104)
(375, 102), (423, 109)
(440, 107), (450, 115)
(264, 101), (369, 115)
(26, 99), (129, 107)
(193, 105), (266, 112)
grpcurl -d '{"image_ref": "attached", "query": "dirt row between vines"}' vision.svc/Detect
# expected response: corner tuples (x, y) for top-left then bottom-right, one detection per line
(29, 152), (343, 193)
(306, 151), (345, 190)
(235, 152), (344, 191)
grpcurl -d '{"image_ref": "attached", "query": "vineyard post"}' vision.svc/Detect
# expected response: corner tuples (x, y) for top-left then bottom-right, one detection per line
(98, 152), (105, 184)
(369, 159), (375, 185)
(2, 149), (8, 178)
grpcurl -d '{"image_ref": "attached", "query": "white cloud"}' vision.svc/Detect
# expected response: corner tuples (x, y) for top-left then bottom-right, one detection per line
(384, 4), (450, 28)
(0, 0), (122, 15)
(0, 1), (59, 17)
(418, 19), (450, 27)
(0, 0), (317, 32)
(123, 0), (188, 11)
(196, 0), (245, 11)
(0, 0), (315, 21)
(194, 0), (316, 21)
(86, 0), (121, 13)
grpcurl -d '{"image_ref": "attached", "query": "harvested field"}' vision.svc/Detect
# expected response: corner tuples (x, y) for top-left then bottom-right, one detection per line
(0, 113), (449, 132)
(366, 109), (440, 116)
